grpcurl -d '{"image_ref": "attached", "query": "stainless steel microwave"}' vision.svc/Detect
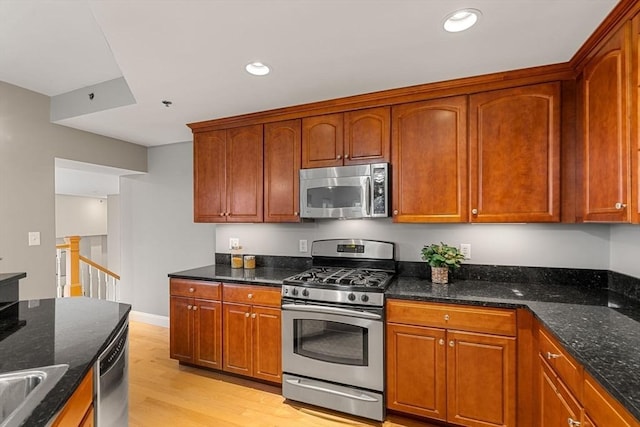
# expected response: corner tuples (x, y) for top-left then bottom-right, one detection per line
(299, 163), (389, 219)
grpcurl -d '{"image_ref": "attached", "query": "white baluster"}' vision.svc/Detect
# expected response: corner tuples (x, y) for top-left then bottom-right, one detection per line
(56, 249), (63, 298)
(88, 266), (94, 298)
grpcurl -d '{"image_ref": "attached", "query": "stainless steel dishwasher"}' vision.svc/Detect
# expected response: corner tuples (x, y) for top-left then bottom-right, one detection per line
(95, 320), (129, 426)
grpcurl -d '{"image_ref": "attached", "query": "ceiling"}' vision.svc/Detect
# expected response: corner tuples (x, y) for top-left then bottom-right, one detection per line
(0, 0), (620, 149)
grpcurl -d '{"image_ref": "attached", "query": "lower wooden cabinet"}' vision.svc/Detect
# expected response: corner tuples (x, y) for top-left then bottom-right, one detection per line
(52, 368), (93, 427)
(223, 284), (282, 383)
(539, 356), (582, 427)
(386, 300), (516, 427)
(169, 279), (222, 369)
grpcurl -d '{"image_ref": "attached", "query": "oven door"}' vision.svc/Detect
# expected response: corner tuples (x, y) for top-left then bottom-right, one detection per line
(281, 302), (383, 391)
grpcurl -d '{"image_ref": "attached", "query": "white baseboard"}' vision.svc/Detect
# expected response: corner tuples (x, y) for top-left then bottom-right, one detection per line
(130, 310), (169, 328)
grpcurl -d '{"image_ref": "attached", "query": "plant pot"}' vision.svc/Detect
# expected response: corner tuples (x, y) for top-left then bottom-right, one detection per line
(431, 266), (449, 284)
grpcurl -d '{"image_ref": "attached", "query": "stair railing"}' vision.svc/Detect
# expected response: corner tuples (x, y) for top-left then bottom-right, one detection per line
(55, 235), (120, 300)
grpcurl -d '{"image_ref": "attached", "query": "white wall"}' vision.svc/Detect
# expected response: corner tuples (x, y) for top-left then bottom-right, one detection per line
(216, 220), (611, 269)
(107, 194), (121, 275)
(610, 224), (640, 277)
(120, 142), (215, 317)
(0, 81), (147, 300)
(55, 195), (107, 238)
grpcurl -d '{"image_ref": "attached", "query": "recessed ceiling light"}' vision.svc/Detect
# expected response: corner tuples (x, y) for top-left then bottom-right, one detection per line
(245, 62), (270, 76)
(444, 9), (481, 33)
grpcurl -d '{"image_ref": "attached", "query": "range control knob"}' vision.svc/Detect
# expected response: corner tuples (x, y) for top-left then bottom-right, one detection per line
(292, 288), (299, 296)
(348, 293), (356, 301)
(302, 289), (310, 297)
(361, 294), (369, 302)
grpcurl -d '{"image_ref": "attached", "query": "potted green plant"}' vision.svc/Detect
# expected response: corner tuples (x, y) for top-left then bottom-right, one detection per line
(420, 242), (465, 284)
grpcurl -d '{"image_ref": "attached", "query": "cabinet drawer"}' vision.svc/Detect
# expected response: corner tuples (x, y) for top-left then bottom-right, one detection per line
(170, 278), (221, 299)
(584, 374), (636, 427)
(223, 284), (281, 307)
(538, 327), (583, 400)
(386, 300), (516, 336)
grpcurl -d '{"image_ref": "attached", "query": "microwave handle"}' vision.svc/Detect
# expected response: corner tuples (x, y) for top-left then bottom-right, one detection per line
(365, 177), (371, 216)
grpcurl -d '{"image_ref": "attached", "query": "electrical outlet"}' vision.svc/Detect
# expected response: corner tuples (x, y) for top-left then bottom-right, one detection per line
(229, 238), (240, 249)
(460, 243), (471, 260)
(299, 239), (308, 253)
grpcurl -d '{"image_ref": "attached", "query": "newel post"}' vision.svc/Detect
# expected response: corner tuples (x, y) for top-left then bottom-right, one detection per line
(65, 236), (82, 296)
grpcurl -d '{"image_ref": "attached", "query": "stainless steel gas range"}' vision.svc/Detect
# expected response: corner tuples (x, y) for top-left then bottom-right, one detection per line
(281, 239), (396, 422)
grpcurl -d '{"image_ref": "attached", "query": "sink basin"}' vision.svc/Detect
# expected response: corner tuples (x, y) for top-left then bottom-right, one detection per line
(0, 364), (69, 427)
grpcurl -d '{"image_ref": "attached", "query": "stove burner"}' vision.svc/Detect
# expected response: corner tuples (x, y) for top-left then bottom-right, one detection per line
(286, 267), (393, 289)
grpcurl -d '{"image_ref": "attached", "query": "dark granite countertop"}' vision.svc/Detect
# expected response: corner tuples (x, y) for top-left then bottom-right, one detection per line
(0, 272), (26, 285)
(387, 277), (640, 422)
(0, 297), (131, 426)
(168, 264), (299, 287)
(168, 263), (640, 421)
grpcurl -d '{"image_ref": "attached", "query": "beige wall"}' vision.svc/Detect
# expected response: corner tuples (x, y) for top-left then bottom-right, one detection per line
(55, 195), (108, 238)
(0, 81), (147, 300)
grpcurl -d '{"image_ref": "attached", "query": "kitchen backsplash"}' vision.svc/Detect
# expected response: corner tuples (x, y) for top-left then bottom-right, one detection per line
(214, 253), (640, 303)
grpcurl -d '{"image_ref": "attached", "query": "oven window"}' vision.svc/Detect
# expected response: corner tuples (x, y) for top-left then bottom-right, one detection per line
(306, 186), (363, 209)
(293, 319), (368, 366)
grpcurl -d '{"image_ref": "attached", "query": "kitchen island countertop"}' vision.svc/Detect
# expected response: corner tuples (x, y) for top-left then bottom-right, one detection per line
(0, 297), (131, 426)
(168, 264), (299, 287)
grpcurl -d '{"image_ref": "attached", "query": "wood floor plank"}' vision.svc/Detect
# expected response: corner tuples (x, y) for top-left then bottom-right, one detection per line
(128, 321), (439, 427)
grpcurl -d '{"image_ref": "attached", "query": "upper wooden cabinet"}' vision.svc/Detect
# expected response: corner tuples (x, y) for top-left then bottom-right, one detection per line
(193, 125), (264, 222)
(264, 120), (301, 222)
(581, 23), (631, 222)
(391, 96), (468, 223)
(302, 107), (390, 168)
(469, 82), (561, 222)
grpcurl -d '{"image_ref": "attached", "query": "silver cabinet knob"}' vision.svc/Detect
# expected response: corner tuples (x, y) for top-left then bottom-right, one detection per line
(294, 211), (299, 216)
(345, 154), (350, 159)
(393, 210), (398, 215)
(187, 305), (193, 310)
(547, 352), (561, 360)
(251, 313), (256, 319)
(438, 339), (445, 346)
(567, 418), (581, 427)
(471, 208), (478, 215)
(192, 306), (198, 311)
(219, 212), (225, 217)
(248, 293), (253, 299)
(449, 340), (455, 348)
(444, 314), (450, 321)
(337, 154), (342, 160)
(245, 312), (250, 318)
(615, 202), (627, 210)
(189, 287), (195, 293)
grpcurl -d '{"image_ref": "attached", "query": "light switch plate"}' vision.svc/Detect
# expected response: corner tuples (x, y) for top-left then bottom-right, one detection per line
(28, 231), (41, 246)
(460, 243), (471, 259)
(229, 238), (240, 249)
(299, 239), (308, 253)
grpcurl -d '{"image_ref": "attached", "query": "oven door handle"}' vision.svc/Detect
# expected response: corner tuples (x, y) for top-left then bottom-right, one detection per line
(285, 377), (379, 402)
(281, 303), (381, 320)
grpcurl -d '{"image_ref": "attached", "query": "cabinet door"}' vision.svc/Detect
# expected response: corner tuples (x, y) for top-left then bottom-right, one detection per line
(193, 130), (226, 222)
(223, 302), (252, 376)
(386, 323), (447, 420)
(391, 96), (468, 223)
(194, 299), (222, 369)
(539, 357), (582, 427)
(582, 24), (631, 222)
(344, 107), (390, 165)
(226, 125), (264, 222)
(252, 306), (282, 383)
(584, 375), (635, 427)
(447, 330), (516, 427)
(469, 82), (561, 222)
(169, 296), (194, 362)
(302, 113), (344, 168)
(264, 120), (301, 222)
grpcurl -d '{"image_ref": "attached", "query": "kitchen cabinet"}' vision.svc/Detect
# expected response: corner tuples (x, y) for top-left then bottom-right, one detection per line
(535, 321), (640, 427)
(193, 125), (263, 222)
(222, 284), (282, 383)
(469, 82), (561, 222)
(169, 279), (222, 370)
(386, 300), (516, 427)
(581, 22), (632, 222)
(264, 119), (301, 222)
(52, 367), (93, 427)
(391, 96), (468, 223)
(302, 107), (390, 168)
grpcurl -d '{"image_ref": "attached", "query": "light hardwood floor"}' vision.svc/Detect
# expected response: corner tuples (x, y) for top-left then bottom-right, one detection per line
(128, 321), (439, 427)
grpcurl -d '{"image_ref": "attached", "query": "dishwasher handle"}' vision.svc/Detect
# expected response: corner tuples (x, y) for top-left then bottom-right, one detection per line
(99, 322), (128, 375)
